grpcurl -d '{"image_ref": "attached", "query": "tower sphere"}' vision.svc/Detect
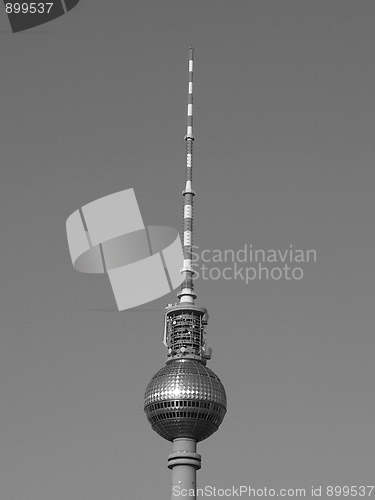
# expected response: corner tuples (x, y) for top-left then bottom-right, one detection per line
(144, 359), (227, 442)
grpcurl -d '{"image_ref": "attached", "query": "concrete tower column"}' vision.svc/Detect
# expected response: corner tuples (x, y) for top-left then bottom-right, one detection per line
(168, 438), (201, 499)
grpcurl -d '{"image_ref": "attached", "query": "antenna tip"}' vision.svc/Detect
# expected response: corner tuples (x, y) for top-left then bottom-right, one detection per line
(189, 45), (195, 51)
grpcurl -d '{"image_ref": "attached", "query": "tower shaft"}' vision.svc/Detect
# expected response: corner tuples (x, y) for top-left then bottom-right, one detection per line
(168, 438), (201, 500)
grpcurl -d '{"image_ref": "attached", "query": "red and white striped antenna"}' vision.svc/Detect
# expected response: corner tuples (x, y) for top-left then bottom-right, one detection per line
(177, 46), (197, 304)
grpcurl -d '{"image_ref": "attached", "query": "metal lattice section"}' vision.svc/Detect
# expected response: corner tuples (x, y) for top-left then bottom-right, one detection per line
(169, 312), (203, 353)
(163, 304), (211, 363)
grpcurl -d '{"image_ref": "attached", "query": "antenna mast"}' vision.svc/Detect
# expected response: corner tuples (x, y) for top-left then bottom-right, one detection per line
(178, 46), (196, 304)
(161, 47), (211, 364)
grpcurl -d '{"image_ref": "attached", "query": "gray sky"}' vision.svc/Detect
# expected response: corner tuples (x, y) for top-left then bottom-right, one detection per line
(1, 1), (374, 498)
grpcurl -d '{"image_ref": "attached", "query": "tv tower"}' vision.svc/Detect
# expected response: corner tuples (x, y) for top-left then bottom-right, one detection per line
(144, 47), (227, 499)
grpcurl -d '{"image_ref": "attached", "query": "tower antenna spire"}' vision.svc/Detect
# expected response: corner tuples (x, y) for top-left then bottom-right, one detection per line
(178, 45), (197, 304)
